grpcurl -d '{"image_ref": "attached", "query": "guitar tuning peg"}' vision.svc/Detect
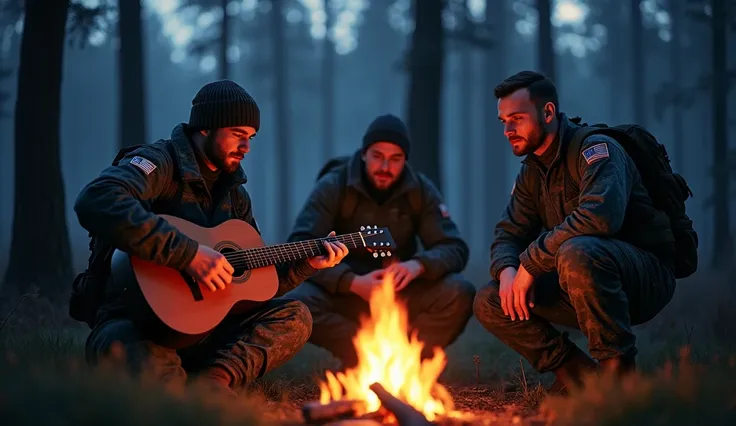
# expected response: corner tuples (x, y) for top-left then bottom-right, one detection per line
(373, 225), (378, 229)
(360, 226), (365, 231)
(373, 252), (379, 258)
(386, 251), (392, 257)
(380, 252), (386, 257)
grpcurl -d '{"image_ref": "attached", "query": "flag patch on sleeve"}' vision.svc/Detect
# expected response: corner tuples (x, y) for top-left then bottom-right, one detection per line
(582, 142), (609, 165)
(130, 156), (157, 175)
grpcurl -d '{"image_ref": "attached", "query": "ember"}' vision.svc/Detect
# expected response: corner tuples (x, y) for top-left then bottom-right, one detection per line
(317, 272), (455, 421)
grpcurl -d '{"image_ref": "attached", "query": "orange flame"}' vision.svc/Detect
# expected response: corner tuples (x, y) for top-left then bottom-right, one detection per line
(318, 272), (454, 421)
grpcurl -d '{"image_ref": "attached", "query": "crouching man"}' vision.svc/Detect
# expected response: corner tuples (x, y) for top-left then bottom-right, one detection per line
(287, 114), (476, 369)
(474, 71), (681, 394)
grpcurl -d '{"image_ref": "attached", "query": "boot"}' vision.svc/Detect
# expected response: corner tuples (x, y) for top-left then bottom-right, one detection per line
(549, 346), (599, 395)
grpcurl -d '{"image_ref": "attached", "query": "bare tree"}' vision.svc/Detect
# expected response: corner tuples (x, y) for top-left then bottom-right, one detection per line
(219, 0), (229, 79)
(4, 0), (72, 299)
(536, 0), (555, 82)
(271, 0), (292, 240)
(118, 0), (147, 148)
(406, 0), (446, 189)
(709, 0), (730, 267)
(631, 0), (645, 124)
(669, 0), (684, 172)
(322, 0), (335, 160)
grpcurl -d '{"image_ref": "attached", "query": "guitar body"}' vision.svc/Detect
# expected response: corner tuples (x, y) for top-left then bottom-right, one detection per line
(111, 214), (279, 347)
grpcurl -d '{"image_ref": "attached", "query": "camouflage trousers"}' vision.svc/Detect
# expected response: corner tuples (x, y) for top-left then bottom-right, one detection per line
(85, 297), (312, 389)
(474, 236), (676, 373)
(287, 273), (476, 368)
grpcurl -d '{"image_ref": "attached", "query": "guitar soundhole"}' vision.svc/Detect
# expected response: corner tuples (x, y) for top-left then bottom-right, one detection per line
(215, 242), (251, 284)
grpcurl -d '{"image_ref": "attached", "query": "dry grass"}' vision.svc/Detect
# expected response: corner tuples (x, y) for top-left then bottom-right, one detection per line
(1, 264), (736, 425)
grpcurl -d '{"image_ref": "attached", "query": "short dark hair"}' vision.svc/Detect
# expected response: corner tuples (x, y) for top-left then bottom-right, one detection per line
(494, 70), (559, 111)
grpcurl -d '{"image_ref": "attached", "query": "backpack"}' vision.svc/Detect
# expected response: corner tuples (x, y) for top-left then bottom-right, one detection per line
(68, 144), (249, 328)
(563, 119), (699, 279)
(315, 155), (423, 225)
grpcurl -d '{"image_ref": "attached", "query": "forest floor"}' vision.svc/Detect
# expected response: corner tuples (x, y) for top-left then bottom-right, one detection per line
(1, 266), (736, 425)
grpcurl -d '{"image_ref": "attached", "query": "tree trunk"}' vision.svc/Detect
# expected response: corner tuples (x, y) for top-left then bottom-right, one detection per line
(406, 0), (445, 190)
(322, 1), (335, 160)
(484, 0), (508, 246)
(118, 0), (146, 148)
(460, 0), (473, 237)
(4, 0), (73, 299)
(710, 0), (730, 267)
(605, 0), (623, 122)
(631, 0), (645, 125)
(272, 0), (291, 240)
(536, 0), (555, 83)
(219, 0), (229, 79)
(670, 0), (684, 173)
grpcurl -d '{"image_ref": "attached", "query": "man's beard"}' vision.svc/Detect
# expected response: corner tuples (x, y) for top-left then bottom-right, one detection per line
(204, 133), (239, 174)
(512, 118), (548, 156)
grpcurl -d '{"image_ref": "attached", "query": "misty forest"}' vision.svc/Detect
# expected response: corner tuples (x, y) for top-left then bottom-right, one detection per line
(0, 0), (734, 425)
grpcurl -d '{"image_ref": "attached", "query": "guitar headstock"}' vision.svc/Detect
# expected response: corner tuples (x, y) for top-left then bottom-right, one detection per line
(359, 225), (396, 258)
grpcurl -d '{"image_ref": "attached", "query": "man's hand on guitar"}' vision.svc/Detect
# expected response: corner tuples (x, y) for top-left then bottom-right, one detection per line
(184, 245), (235, 292)
(307, 231), (349, 270)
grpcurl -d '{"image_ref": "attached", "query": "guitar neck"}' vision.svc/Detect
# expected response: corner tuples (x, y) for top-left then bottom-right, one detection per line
(232, 233), (366, 269)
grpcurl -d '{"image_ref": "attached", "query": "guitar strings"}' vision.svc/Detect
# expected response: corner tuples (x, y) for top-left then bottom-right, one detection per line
(220, 232), (387, 269)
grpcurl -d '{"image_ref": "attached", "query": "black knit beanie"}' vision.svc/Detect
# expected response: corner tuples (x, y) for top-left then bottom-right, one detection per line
(188, 80), (260, 131)
(362, 114), (411, 158)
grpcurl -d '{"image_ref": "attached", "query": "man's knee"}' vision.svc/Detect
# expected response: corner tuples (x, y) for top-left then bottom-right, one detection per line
(273, 298), (313, 349)
(438, 274), (476, 316)
(86, 319), (142, 365)
(556, 236), (614, 291)
(472, 281), (505, 327)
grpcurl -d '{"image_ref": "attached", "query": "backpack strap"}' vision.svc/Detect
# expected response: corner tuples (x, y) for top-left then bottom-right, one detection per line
(339, 167), (359, 221)
(564, 126), (604, 185)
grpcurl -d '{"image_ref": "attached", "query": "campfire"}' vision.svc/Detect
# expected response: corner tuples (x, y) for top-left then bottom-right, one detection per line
(304, 272), (457, 424)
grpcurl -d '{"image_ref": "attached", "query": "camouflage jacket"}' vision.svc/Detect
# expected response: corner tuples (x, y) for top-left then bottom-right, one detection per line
(74, 124), (317, 300)
(490, 114), (674, 281)
(287, 150), (470, 294)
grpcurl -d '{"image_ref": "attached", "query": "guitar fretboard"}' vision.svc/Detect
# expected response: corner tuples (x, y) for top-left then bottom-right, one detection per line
(223, 232), (369, 269)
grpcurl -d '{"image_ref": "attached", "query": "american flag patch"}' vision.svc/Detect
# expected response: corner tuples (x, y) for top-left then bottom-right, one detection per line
(582, 142), (609, 165)
(130, 156), (157, 175)
(439, 203), (450, 218)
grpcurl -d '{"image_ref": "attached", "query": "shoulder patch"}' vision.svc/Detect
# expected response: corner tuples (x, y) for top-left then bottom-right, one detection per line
(130, 155), (157, 175)
(438, 203), (450, 218)
(582, 142), (609, 165)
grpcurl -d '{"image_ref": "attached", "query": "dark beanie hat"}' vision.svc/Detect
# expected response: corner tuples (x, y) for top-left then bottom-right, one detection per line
(188, 80), (260, 131)
(362, 114), (411, 158)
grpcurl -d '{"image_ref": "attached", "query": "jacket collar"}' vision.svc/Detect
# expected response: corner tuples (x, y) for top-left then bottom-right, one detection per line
(169, 123), (248, 186)
(521, 112), (577, 167)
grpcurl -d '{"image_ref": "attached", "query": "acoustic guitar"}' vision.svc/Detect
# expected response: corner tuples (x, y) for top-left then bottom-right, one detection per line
(110, 214), (396, 345)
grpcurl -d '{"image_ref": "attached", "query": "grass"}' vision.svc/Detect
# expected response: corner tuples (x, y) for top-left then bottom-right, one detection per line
(2, 263), (736, 425)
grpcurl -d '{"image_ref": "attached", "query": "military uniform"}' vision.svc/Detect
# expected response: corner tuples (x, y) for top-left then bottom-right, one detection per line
(73, 81), (315, 390)
(286, 147), (475, 367)
(473, 113), (677, 373)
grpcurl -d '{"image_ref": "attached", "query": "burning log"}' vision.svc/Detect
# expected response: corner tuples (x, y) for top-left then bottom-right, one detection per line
(302, 400), (367, 423)
(302, 383), (433, 426)
(370, 383), (433, 426)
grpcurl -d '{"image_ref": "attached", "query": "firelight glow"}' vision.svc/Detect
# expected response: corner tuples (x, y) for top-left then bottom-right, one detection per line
(318, 272), (455, 421)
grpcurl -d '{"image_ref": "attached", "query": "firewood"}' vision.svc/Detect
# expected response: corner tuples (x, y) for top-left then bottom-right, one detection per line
(369, 383), (433, 426)
(302, 400), (367, 423)
(323, 420), (384, 426)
